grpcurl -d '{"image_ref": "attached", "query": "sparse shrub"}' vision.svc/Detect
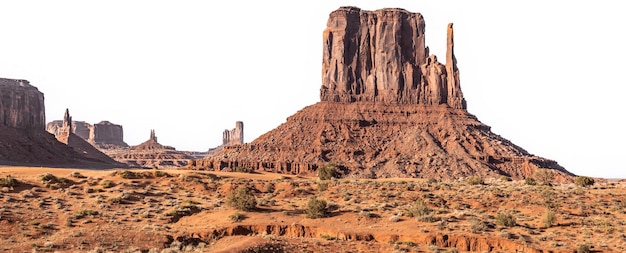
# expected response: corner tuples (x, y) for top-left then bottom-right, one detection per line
(472, 220), (490, 233)
(543, 210), (556, 228)
(101, 180), (115, 188)
(264, 183), (275, 193)
(113, 170), (143, 179)
(317, 181), (329, 191)
(70, 171), (87, 178)
(305, 197), (329, 219)
(499, 176), (512, 182)
(574, 176), (595, 187)
(466, 176), (484, 185)
(226, 186), (257, 211)
(235, 166), (254, 173)
(318, 164), (340, 180)
(525, 178), (537, 185)
(73, 209), (98, 219)
(153, 170), (171, 177)
(418, 215), (440, 223)
(229, 213), (245, 222)
(405, 199), (432, 217)
(533, 169), (554, 186)
(0, 175), (17, 187)
(577, 243), (591, 253)
(495, 213), (517, 227)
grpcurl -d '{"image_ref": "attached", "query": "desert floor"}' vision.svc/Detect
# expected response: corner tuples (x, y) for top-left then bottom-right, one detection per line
(0, 166), (623, 252)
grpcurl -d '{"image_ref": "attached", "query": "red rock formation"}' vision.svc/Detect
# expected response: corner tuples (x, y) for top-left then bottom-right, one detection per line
(0, 79), (123, 168)
(104, 130), (194, 168)
(188, 7), (572, 181)
(223, 121), (244, 146)
(90, 121), (128, 148)
(52, 109), (127, 167)
(0, 78), (45, 129)
(47, 119), (128, 149)
(320, 7), (465, 108)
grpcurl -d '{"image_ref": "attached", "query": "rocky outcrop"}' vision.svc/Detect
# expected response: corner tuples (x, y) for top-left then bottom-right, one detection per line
(0, 79), (123, 168)
(47, 119), (128, 149)
(188, 7), (572, 181)
(51, 109), (127, 167)
(104, 130), (194, 168)
(320, 7), (465, 109)
(0, 78), (46, 130)
(223, 121), (244, 146)
(90, 121), (128, 148)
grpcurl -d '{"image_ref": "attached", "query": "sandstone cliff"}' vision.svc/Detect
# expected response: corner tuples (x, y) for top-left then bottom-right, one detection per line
(104, 130), (194, 168)
(320, 7), (465, 108)
(50, 109), (126, 167)
(0, 78), (45, 129)
(47, 119), (128, 149)
(223, 121), (244, 146)
(0, 78), (123, 168)
(188, 7), (572, 181)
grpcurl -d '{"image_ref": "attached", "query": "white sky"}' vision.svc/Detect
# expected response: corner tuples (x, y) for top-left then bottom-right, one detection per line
(1, 1), (624, 178)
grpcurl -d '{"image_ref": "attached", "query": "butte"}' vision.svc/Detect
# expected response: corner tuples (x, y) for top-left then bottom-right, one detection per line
(188, 6), (573, 181)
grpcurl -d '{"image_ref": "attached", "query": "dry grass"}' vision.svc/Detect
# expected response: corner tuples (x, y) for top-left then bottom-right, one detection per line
(0, 167), (623, 252)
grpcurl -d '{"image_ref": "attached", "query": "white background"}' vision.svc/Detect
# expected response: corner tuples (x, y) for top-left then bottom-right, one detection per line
(1, 1), (624, 178)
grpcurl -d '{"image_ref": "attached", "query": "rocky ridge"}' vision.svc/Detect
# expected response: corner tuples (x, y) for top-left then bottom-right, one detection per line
(104, 130), (194, 168)
(0, 78), (122, 168)
(188, 7), (573, 181)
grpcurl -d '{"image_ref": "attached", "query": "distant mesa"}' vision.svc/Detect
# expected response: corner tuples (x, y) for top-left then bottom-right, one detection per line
(48, 109), (127, 167)
(188, 7), (573, 181)
(223, 121), (244, 146)
(206, 121), (245, 156)
(47, 116), (128, 149)
(0, 78), (122, 168)
(104, 129), (195, 168)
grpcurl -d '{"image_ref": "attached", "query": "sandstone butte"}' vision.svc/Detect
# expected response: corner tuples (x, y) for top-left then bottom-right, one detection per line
(188, 6), (574, 181)
(0, 78), (120, 168)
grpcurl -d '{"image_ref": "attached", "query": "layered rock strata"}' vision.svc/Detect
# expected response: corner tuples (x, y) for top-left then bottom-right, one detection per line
(51, 109), (126, 167)
(104, 130), (194, 168)
(320, 7), (465, 109)
(223, 121), (244, 146)
(0, 78), (122, 168)
(0, 78), (45, 129)
(188, 7), (572, 181)
(47, 119), (128, 149)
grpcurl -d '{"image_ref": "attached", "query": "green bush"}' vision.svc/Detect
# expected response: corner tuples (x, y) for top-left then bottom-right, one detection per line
(318, 164), (340, 180)
(533, 169), (554, 186)
(0, 175), (17, 187)
(574, 176), (595, 187)
(577, 243), (591, 253)
(226, 186), (257, 211)
(543, 210), (556, 228)
(495, 213), (517, 227)
(525, 178), (537, 185)
(229, 213), (245, 222)
(466, 176), (484, 185)
(235, 166), (254, 173)
(404, 199), (432, 217)
(306, 197), (329, 219)
(101, 180), (115, 188)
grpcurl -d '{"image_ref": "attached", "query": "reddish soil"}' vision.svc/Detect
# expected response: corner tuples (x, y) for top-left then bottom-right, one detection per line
(0, 167), (621, 252)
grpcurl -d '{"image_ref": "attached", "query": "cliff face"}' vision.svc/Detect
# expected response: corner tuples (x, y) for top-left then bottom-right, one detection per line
(91, 121), (128, 148)
(0, 79), (122, 168)
(189, 7), (571, 181)
(47, 119), (128, 148)
(320, 7), (465, 108)
(0, 78), (46, 130)
(223, 121), (244, 146)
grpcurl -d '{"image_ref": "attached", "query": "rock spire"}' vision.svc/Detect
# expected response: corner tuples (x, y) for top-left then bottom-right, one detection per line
(320, 6), (465, 109)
